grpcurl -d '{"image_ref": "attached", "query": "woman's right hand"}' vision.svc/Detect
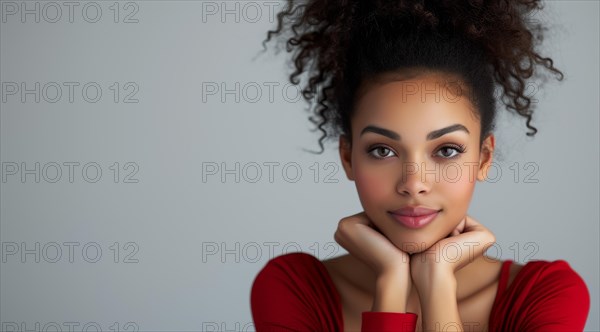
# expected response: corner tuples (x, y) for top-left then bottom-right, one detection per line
(334, 211), (412, 312)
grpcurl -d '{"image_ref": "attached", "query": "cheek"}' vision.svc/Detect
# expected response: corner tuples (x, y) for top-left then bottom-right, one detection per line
(437, 162), (477, 205)
(353, 164), (391, 206)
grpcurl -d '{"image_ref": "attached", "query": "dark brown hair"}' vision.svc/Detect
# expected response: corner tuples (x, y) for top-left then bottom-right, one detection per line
(260, 0), (564, 154)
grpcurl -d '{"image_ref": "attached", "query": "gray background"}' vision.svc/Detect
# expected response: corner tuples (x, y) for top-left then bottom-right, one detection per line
(0, 0), (598, 331)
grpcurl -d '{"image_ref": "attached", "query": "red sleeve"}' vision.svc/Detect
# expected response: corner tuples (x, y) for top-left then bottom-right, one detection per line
(250, 252), (343, 331)
(250, 252), (418, 331)
(361, 312), (418, 332)
(489, 260), (590, 332)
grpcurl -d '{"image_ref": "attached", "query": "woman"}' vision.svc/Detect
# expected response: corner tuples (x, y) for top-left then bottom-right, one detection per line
(250, 0), (591, 331)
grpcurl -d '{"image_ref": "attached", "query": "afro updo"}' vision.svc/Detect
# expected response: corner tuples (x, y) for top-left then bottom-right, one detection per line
(261, 0), (564, 154)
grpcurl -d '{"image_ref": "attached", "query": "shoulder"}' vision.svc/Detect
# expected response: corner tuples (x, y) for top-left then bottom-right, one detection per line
(520, 259), (589, 296)
(250, 252), (342, 330)
(493, 259), (590, 331)
(255, 251), (324, 274)
(251, 252), (328, 291)
(522, 259), (590, 308)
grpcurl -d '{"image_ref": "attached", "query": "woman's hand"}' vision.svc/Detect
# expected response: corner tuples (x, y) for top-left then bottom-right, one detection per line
(334, 211), (412, 312)
(335, 211), (411, 276)
(409, 214), (496, 292)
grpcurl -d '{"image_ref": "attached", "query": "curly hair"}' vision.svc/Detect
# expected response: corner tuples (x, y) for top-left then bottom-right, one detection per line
(260, 0), (564, 154)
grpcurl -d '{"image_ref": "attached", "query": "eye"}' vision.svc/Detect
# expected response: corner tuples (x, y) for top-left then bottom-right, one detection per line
(435, 144), (466, 159)
(367, 145), (397, 159)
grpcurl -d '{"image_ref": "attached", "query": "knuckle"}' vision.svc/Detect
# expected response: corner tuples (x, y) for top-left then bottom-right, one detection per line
(336, 218), (353, 236)
(333, 230), (343, 245)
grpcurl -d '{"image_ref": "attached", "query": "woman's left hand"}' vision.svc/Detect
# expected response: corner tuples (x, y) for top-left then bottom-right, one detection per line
(409, 214), (496, 291)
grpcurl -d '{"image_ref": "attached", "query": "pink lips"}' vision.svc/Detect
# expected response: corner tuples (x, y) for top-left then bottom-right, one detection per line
(389, 206), (441, 229)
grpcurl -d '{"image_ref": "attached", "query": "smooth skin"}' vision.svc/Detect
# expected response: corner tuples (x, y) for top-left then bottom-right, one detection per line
(323, 71), (524, 331)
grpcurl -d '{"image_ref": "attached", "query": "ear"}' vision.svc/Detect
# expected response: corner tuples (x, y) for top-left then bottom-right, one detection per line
(477, 134), (495, 181)
(339, 135), (355, 181)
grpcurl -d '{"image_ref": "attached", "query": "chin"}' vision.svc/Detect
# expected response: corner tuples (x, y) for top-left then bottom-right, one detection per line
(392, 236), (444, 255)
(392, 239), (430, 254)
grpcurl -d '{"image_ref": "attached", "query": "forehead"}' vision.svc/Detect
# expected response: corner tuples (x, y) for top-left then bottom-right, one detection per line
(353, 72), (480, 137)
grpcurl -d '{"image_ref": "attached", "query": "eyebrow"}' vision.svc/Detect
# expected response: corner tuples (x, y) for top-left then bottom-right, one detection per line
(359, 123), (470, 141)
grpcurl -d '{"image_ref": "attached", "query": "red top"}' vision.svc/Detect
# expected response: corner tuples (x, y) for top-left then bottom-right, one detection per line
(250, 252), (590, 331)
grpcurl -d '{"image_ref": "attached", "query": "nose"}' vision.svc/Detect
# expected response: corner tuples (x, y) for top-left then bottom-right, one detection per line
(396, 160), (433, 196)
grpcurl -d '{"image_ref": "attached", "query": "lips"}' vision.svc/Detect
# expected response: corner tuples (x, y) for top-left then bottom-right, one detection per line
(390, 206), (441, 217)
(388, 206), (442, 229)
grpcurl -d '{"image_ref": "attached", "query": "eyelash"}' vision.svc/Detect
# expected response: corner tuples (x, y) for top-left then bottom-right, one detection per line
(367, 144), (467, 160)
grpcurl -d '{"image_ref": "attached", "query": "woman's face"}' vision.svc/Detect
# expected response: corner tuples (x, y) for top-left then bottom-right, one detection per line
(339, 71), (495, 254)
